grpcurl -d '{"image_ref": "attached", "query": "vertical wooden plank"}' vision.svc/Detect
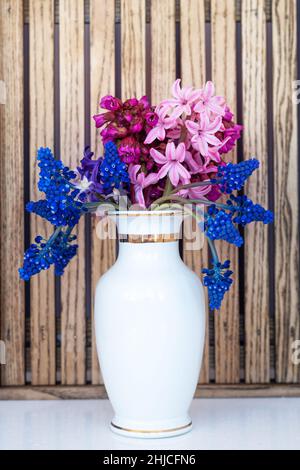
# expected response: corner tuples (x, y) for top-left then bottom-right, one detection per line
(29, 0), (56, 385)
(121, 0), (145, 98)
(90, 0), (116, 384)
(242, 0), (270, 383)
(59, 0), (86, 385)
(0, 0), (25, 385)
(273, 0), (299, 383)
(180, 0), (206, 86)
(180, 0), (210, 384)
(211, 0), (240, 383)
(151, 0), (176, 103)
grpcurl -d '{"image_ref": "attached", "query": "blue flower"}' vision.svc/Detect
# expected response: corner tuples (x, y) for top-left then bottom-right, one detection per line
(100, 142), (130, 194)
(211, 159), (260, 193)
(37, 147), (77, 197)
(18, 229), (78, 281)
(227, 195), (274, 226)
(205, 206), (243, 247)
(27, 147), (85, 227)
(26, 198), (83, 228)
(202, 260), (233, 310)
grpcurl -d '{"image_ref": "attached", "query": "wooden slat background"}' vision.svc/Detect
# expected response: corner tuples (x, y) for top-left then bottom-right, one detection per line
(0, 0), (299, 398)
(0, 0), (25, 386)
(59, 0), (86, 385)
(242, 0), (270, 384)
(29, 0), (56, 386)
(211, 0), (240, 384)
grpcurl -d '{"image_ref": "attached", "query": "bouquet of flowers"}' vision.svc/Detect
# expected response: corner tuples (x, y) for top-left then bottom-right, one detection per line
(19, 79), (273, 309)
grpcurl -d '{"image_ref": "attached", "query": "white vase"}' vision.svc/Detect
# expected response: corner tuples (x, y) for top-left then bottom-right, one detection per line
(94, 210), (206, 438)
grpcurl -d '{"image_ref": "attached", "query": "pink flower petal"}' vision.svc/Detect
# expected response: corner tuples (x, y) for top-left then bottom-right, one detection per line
(144, 172), (159, 187)
(204, 133), (222, 147)
(135, 185), (146, 207)
(150, 148), (167, 165)
(186, 120), (199, 135)
(176, 162), (191, 181)
(175, 142), (186, 163)
(157, 162), (172, 180)
(169, 105), (186, 120)
(206, 116), (222, 133)
(204, 81), (215, 99)
(165, 142), (176, 161)
(128, 164), (141, 183)
(144, 125), (165, 144)
(172, 79), (182, 99)
(168, 164), (180, 186)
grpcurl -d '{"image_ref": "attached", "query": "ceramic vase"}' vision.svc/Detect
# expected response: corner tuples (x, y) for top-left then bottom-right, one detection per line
(94, 210), (206, 438)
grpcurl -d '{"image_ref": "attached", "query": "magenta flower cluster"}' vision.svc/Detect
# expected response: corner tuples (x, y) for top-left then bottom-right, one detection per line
(93, 79), (242, 207)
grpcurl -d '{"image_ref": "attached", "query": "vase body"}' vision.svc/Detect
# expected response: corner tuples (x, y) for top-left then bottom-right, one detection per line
(94, 211), (206, 438)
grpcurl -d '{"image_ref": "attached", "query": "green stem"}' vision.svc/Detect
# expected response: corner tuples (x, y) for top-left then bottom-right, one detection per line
(47, 226), (62, 246)
(152, 194), (228, 210)
(207, 238), (219, 264)
(83, 200), (118, 211)
(163, 177), (173, 197)
(170, 180), (214, 194)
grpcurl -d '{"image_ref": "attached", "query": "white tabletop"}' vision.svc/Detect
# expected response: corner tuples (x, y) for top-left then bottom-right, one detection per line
(0, 398), (299, 450)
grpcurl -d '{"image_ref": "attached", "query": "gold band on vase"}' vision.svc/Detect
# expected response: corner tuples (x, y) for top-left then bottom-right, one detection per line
(119, 233), (179, 243)
(110, 421), (192, 434)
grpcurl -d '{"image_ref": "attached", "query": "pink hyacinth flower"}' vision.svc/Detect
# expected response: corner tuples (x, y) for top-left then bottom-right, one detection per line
(194, 81), (225, 117)
(144, 106), (177, 144)
(161, 79), (201, 119)
(186, 115), (222, 156)
(129, 165), (159, 208)
(150, 142), (191, 187)
(184, 151), (206, 174)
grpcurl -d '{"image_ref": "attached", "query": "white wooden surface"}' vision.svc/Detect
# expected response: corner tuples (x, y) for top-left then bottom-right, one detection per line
(0, 398), (299, 450)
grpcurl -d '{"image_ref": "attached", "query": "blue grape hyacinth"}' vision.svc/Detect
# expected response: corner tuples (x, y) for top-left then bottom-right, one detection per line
(227, 195), (274, 226)
(205, 206), (243, 247)
(212, 159), (260, 193)
(27, 147), (85, 227)
(100, 142), (130, 194)
(18, 229), (78, 281)
(202, 260), (233, 310)
(26, 198), (84, 228)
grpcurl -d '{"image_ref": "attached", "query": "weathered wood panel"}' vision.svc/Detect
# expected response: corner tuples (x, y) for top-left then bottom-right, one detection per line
(180, 0), (209, 383)
(29, 0), (56, 385)
(59, 0), (86, 385)
(1, 383), (300, 400)
(273, 0), (299, 383)
(242, 0), (270, 383)
(211, 0), (240, 383)
(90, 0), (116, 384)
(151, 0), (176, 103)
(0, 0), (25, 385)
(121, 0), (145, 98)
(180, 0), (206, 88)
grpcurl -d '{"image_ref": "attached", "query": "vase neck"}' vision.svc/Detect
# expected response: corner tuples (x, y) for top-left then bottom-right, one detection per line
(110, 211), (184, 239)
(117, 239), (181, 266)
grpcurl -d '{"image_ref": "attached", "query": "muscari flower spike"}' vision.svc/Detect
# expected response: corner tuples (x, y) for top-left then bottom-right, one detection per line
(26, 147), (86, 227)
(18, 231), (78, 281)
(100, 141), (130, 194)
(202, 260), (233, 310)
(205, 206), (243, 247)
(211, 158), (260, 193)
(227, 195), (274, 226)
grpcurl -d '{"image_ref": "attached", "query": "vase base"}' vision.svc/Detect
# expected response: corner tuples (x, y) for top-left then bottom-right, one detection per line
(110, 418), (192, 439)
